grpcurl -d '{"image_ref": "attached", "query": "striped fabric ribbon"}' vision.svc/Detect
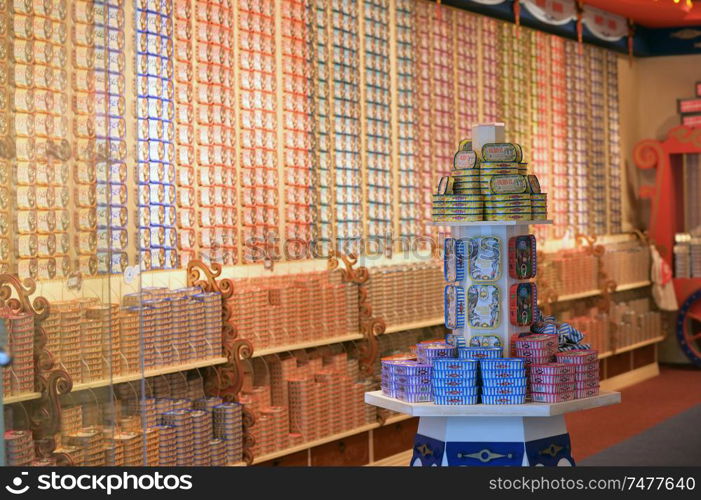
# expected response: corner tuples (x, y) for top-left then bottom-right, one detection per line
(530, 307), (591, 352)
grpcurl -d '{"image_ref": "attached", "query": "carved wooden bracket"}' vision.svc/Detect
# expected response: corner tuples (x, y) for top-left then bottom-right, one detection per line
(574, 234), (617, 314)
(328, 250), (386, 378)
(0, 273), (71, 461)
(186, 260), (255, 465)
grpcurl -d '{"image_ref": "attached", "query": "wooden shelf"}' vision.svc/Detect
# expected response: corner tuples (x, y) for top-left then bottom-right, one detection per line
(252, 333), (364, 358)
(227, 461), (246, 467)
(429, 219), (553, 227)
(251, 413), (411, 464)
(69, 357), (228, 393)
(365, 390), (620, 417)
(598, 335), (665, 360)
(543, 280), (652, 304)
(384, 317), (444, 334)
(3, 392), (42, 405)
(369, 449), (413, 466)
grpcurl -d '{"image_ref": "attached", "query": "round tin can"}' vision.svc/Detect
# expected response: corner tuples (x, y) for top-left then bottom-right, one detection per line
(433, 194), (483, 202)
(482, 386), (526, 396)
(575, 387), (600, 399)
(433, 214), (484, 222)
(530, 391), (574, 403)
(484, 206), (532, 214)
(432, 375), (477, 387)
(480, 358), (524, 370)
(485, 213), (533, 221)
(514, 334), (558, 351)
(528, 362), (576, 376)
(484, 200), (531, 209)
(530, 373), (575, 385)
(481, 394), (526, 404)
(434, 394), (479, 405)
(433, 386), (479, 397)
(458, 346), (503, 359)
(530, 382), (576, 394)
(487, 194), (531, 202)
(432, 358), (478, 371)
(481, 143), (523, 163)
(554, 350), (598, 365)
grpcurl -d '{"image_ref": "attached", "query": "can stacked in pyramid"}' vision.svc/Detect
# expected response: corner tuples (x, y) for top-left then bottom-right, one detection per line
(432, 140), (548, 222)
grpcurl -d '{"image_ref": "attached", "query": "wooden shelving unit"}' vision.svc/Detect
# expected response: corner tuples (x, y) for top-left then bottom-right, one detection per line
(252, 413), (411, 465)
(69, 357), (228, 393)
(251, 333), (364, 358)
(383, 317), (445, 334)
(548, 280), (651, 303)
(599, 335), (666, 360)
(3, 392), (42, 405)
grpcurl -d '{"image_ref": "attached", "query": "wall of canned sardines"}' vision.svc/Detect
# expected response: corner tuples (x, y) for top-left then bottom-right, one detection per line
(0, 0), (624, 280)
(1, 0), (635, 468)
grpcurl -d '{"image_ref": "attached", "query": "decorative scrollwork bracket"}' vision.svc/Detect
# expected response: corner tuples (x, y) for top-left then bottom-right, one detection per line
(328, 251), (386, 378)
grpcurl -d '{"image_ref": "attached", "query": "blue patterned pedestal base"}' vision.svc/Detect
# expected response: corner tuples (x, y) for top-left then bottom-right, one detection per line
(409, 416), (575, 466)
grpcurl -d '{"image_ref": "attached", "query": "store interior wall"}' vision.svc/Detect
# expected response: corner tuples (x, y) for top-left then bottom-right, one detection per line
(618, 53), (701, 232)
(617, 53), (701, 364)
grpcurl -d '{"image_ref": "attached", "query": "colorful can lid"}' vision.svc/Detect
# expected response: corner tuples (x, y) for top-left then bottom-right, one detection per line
(444, 238), (466, 283)
(481, 143), (523, 163)
(444, 285), (466, 330)
(436, 176), (455, 195)
(458, 139), (472, 151)
(527, 175), (541, 193)
(508, 233), (537, 280)
(381, 360), (432, 376)
(510, 282), (537, 327)
(487, 175), (529, 194)
(454, 150), (478, 170)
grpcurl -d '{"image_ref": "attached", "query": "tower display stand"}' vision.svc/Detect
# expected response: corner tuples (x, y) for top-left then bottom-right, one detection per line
(365, 124), (621, 466)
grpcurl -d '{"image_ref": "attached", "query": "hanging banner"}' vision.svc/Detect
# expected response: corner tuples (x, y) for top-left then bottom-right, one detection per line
(468, 0), (507, 5)
(522, 0), (576, 26)
(582, 5), (627, 42)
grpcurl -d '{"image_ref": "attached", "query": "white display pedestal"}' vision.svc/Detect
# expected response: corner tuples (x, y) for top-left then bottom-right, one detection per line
(366, 219), (621, 466)
(365, 390), (621, 466)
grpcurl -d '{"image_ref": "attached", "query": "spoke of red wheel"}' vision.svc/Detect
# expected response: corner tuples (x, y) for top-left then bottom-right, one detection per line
(692, 332), (701, 341)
